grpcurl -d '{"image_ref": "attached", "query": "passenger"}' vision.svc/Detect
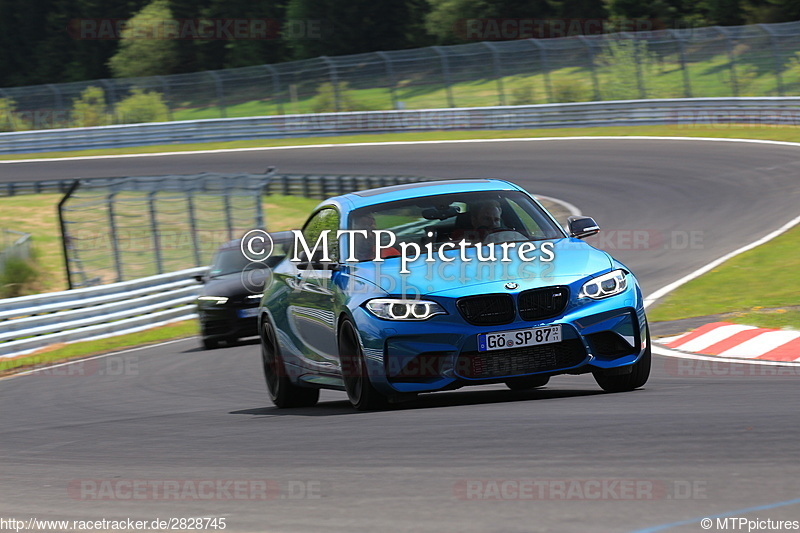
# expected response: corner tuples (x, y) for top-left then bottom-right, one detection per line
(351, 213), (401, 260)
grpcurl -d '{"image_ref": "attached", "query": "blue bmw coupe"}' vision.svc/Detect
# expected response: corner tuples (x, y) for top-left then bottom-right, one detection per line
(258, 179), (650, 410)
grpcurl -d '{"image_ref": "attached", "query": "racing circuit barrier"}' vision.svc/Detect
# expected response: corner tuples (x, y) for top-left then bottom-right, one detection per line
(0, 267), (206, 359)
(1, 97), (800, 156)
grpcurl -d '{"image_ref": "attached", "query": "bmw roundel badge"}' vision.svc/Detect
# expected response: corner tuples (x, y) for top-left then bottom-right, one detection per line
(505, 282), (518, 290)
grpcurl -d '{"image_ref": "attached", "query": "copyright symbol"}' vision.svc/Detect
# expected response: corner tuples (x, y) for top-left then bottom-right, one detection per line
(241, 229), (274, 263)
(701, 518), (712, 529)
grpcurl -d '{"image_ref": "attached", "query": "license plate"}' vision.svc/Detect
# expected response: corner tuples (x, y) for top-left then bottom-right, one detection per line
(237, 307), (260, 319)
(478, 325), (562, 352)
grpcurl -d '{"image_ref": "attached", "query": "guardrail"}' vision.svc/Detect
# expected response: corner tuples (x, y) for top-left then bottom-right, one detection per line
(1, 97), (798, 156)
(1, 173), (430, 198)
(0, 267), (205, 359)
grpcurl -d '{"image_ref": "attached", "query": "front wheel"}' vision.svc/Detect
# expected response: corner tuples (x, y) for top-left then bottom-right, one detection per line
(339, 319), (388, 411)
(593, 327), (651, 393)
(261, 319), (319, 408)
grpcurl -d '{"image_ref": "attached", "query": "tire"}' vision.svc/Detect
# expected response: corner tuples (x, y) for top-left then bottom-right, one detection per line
(339, 319), (388, 411)
(593, 327), (651, 393)
(202, 337), (219, 350)
(505, 374), (550, 391)
(261, 319), (319, 408)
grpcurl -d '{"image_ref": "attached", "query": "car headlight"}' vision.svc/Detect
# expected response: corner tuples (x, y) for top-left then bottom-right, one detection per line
(579, 270), (628, 299)
(365, 299), (447, 320)
(198, 296), (229, 305)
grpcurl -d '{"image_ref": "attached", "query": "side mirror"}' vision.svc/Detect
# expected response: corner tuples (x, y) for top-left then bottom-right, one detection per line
(296, 250), (340, 271)
(568, 216), (600, 239)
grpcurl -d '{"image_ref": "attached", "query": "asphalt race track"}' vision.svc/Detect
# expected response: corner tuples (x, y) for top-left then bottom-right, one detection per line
(1, 138), (800, 532)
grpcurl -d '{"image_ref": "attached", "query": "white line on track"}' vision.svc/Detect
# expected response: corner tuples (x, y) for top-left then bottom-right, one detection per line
(643, 212), (800, 308)
(0, 337), (197, 382)
(4, 135), (800, 164)
(652, 344), (800, 367)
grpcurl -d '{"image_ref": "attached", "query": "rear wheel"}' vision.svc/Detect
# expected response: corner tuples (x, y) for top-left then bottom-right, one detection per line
(201, 337), (219, 350)
(593, 327), (651, 393)
(261, 319), (319, 408)
(339, 319), (388, 411)
(505, 374), (550, 391)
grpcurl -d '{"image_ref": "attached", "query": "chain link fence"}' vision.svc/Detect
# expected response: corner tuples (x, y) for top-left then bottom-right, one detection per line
(3, 21), (800, 132)
(58, 173), (430, 288)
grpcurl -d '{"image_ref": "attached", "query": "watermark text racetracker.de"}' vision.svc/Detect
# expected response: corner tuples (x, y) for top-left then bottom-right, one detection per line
(0, 355), (138, 378)
(454, 478), (708, 500)
(68, 479), (321, 501)
(68, 18), (330, 40)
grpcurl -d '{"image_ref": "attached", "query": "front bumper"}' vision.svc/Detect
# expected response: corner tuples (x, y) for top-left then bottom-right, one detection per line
(353, 291), (647, 395)
(198, 303), (260, 341)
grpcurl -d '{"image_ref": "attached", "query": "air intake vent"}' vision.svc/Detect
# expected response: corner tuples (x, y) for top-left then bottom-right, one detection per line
(456, 294), (515, 326)
(518, 286), (569, 321)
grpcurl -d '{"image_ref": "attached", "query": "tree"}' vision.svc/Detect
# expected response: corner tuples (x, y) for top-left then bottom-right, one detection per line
(108, 0), (180, 78)
(286, 0), (420, 59)
(425, 0), (559, 44)
(71, 87), (111, 127)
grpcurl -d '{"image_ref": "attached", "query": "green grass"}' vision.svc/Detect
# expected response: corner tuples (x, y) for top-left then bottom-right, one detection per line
(8, 124), (800, 161)
(727, 310), (800, 330)
(0, 194), (64, 292)
(0, 320), (199, 376)
(648, 224), (800, 325)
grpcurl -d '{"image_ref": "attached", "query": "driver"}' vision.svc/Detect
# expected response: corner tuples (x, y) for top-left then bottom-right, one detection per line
(451, 200), (504, 242)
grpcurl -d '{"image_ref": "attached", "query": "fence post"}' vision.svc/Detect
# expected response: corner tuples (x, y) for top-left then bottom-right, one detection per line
(320, 56), (341, 112)
(207, 71), (227, 118)
(107, 192), (124, 283)
(668, 29), (693, 98)
(376, 51), (398, 110)
(432, 46), (456, 108)
(482, 42), (506, 106)
(156, 76), (173, 121)
(578, 36), (600, 101)
(528, 39), (553, 103)
(0, 88), (14, 131)
(58, 180), (80, 290)
(265, 65), (284, 115)
(47, 84), (64, 112)
(759, 24), (784, 96)
(99, 79), (117, 123)
(715, 26), (739, 97)
(185, 193), (202, 267)
(621, 32), (646, 99)
(148, 191), (163, 275)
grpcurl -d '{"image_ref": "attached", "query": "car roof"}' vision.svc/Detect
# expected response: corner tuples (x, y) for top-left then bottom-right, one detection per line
(327, 178), (525, 211)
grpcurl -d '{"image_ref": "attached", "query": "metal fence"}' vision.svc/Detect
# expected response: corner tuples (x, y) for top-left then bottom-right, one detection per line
(4, 97), (800, 155)
(3, 21), (800, 132)
(58, 173), (430, 288)
(0, 229), (31, 271)
(0, 267), (204, 359)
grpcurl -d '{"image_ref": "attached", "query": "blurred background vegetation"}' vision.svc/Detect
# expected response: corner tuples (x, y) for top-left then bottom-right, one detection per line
(2, 0), (800, 88)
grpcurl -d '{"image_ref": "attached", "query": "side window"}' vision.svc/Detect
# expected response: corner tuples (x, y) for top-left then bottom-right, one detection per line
(302, 208), (340, 261)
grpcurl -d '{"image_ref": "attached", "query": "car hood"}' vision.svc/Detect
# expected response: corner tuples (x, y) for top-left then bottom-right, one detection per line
(201, 271), (269, 297)
(348, 239), (613, 297)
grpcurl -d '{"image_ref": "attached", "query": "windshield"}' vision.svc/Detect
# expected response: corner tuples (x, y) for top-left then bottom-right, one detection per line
(347, 190), (565, 261)
(209, 248), (267, 277)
